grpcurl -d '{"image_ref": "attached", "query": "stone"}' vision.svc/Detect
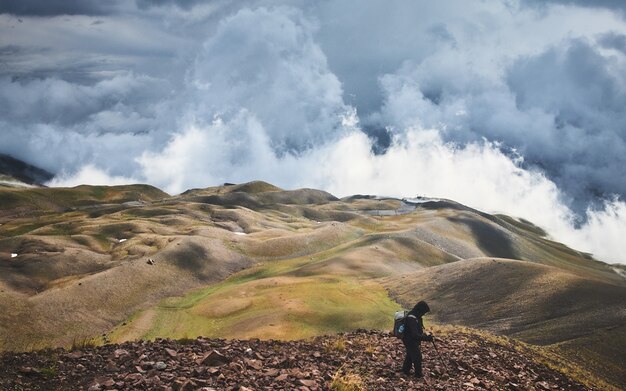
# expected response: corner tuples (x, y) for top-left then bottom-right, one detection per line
(113, 349), (130, 359)
(244, 358), (262, 370)
(66, 351), (83, 359)
(197, 350), (230, 366)
(125, 373), (143, 382)
(18, 367), (37, 375)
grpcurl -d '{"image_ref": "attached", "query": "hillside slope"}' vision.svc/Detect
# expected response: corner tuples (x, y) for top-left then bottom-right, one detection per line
(0, 154), (53, 188)
(0, 181), (624, 389)
(383, 258), (626, 387)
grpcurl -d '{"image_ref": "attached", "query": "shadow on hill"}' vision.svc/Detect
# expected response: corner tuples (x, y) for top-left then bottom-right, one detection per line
(186, 190), (340, 213)
(447, 216), (517, 259)
(189, 193), (263, 210)
(169, 242), (209, 273)
(416, 200), (473, 212)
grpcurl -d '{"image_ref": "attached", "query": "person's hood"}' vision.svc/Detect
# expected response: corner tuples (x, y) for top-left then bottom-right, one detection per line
(409, 301), (430, 317)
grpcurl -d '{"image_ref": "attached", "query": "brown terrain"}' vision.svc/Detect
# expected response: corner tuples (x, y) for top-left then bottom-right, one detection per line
(0, 329), (591, 391)
(0, 178), (624, 389)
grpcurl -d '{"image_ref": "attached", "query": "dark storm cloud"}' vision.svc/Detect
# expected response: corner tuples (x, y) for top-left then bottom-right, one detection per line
(599, 32), (626, 54)
(371, 34), (626, 213)
(135, 0), (204, 10)
(0, 75), (169, 127)
(506, 39), (626, 207)
(0, 0), (123, 16)
(522, 0), (626, 13)
(0, 45), (21, 55)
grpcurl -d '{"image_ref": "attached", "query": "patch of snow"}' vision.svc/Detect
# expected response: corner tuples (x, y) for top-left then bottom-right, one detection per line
(234, 232), (247, 236)
(118, 238), (127, 243)
(11, 253), (17, 258)
(122, 201), (148, 207)
(404, 197), (443, 204)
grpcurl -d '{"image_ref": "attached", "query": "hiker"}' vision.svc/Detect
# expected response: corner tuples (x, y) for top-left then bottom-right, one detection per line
(401, 300), (433, 378)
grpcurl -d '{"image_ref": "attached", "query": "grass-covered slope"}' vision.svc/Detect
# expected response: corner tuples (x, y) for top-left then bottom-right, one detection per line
(0, 184), (169, 221)
(0, 181), (624, 389)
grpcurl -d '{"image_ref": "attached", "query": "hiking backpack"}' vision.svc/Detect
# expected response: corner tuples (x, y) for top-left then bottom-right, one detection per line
(393, 310), (409, 338)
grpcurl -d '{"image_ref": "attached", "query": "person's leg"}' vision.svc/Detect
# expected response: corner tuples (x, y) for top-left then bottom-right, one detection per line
(402, 352), (412, 375)
(413, 346), (423, 377)
(402, 340), (413, 375)
(403, 340), (420, 376)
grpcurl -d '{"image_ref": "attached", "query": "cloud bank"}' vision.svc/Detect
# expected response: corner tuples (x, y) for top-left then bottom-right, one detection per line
(1, 1), (626, 264)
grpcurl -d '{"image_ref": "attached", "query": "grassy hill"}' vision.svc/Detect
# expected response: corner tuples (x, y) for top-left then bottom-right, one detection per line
(0, 181), (624, 389)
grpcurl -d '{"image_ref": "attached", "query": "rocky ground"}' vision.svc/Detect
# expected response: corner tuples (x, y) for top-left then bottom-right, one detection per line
(0, 329), (590, 391)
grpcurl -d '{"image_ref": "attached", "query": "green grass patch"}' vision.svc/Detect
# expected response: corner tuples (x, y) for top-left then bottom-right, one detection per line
(39, 365), (57, 378)
(130, 276), (397, 341)
(123, 208), (178, 218)
(35, 222), (78, 236)
(0, 184), (169, 214)
(0, 191), (24, 210)
(92, 233), (112, 251)
(1, 221), (50, 237)
(110, 253), (401, 342)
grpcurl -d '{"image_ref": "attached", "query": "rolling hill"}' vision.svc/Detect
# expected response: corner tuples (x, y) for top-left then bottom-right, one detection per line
(0, 180), (624, 389)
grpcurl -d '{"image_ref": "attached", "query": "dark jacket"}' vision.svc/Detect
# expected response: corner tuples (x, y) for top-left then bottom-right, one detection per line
(403, 315), (432, 343)
(403, 301), (433, 343)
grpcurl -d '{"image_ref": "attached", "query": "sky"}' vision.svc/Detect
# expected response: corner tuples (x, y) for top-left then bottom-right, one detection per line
(1, 0), (626, 264)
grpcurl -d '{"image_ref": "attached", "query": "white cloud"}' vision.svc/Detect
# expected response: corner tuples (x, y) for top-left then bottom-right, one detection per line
(47, 164), (137, 187)
(138, 112), (277, 194)
(188, 6), (348, 153)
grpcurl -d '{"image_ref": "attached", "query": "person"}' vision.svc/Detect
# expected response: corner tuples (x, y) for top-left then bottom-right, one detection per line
(401, 300), (433, 378)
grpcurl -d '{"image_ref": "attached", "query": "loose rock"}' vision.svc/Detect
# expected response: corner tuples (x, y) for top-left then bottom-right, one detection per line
(0, 330), (591, 390)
